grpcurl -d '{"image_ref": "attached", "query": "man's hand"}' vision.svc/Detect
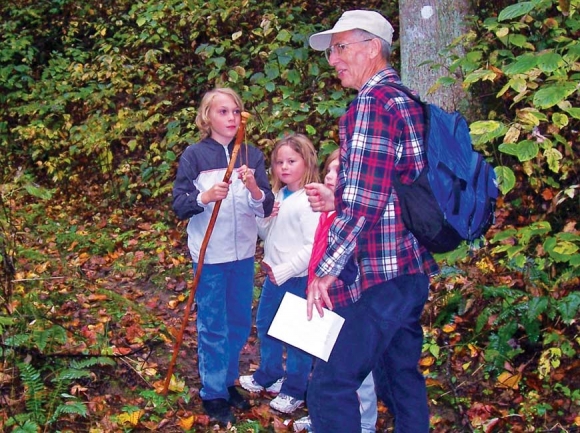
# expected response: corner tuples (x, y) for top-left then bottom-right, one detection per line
(307, 275), (336, 320)
(305, 183), (335, 212)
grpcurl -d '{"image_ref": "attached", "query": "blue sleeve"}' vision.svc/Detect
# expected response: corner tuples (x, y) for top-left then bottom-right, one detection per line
(172, 147), (203, 220)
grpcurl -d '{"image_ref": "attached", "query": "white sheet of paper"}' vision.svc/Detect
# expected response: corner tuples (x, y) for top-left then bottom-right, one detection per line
(267, 292), (345, 361)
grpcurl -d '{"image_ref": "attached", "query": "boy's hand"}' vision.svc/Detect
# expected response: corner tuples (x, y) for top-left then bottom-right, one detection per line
(202, 181), (230, 204)
(238, 165), (262, 200)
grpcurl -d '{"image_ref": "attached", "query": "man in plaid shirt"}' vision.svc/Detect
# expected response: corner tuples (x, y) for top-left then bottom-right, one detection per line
(305, 10), (439, 433)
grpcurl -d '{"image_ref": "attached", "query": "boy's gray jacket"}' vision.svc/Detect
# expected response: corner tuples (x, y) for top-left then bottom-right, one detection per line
(172, 137), (275, 264)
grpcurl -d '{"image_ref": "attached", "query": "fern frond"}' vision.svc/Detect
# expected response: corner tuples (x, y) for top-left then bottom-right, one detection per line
(51, 400), (88, 421)
(16, 362), (46, 423)
(52, 368), (91, 382)
(70, 356), (116, 369)
(9, 418), (40, 433)
(33, 325), (67, 351)
(0, 315), (16, 333)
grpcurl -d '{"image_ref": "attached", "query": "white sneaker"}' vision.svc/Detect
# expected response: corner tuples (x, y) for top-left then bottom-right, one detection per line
(239, 375), (284, 394)
(269, 393), (304, 414)
(293, 415), (313, 432)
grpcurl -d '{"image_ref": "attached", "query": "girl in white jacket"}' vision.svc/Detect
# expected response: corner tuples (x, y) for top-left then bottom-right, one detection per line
(240, 133), (320, 414)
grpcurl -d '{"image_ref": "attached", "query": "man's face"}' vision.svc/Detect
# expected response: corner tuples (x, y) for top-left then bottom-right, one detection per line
(326, 30), (374, 90)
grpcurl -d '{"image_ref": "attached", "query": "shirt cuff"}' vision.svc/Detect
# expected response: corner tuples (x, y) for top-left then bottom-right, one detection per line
(196, 193), (207, 208)
(249, 189), (265, 204)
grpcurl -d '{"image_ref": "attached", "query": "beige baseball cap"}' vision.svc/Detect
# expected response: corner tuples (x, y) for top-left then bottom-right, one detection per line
(309, 10), (394, 51)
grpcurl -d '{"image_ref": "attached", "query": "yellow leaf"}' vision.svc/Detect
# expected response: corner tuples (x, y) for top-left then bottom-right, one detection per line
(420, 356), (435, 367)
(88, 293), (108, 302)
(34, 261), (50, 273)
(503, 125), (521, 143)
(152, 380), (166, 394)
(141, 367), (158, 377)
(169, 374), (185, 392)
(178, 415), (195, 430)
(468, 343), (479, 357)
(496, 371), (521, 389)
(118, 410), (144, 426)
(442, 324), (456, 333)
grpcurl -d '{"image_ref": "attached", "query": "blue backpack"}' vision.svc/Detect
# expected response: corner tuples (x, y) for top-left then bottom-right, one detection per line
(388, 83), (499, 253)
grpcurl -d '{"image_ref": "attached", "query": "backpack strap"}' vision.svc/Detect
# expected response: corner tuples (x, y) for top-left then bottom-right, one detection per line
(383, 82), (430, 165)
(383, 82), (424, 106)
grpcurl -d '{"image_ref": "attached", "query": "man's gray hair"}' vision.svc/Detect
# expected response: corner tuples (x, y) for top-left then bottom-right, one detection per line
(355, 29), (391, 60)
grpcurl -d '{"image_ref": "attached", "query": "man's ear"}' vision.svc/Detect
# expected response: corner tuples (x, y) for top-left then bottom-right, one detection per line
(368, 38), (382, 59)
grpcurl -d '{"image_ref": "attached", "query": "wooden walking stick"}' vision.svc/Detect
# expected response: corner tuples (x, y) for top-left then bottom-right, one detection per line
(162, 112), (251, 395)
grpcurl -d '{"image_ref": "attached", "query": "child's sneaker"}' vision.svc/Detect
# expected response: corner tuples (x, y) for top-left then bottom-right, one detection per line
(293, 415), (313, 432)
(269, 393), (304, 414)
(239, 375), (284, 394)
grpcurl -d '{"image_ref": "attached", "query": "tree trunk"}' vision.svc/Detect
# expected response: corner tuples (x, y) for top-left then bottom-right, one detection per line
(398, 0), (473, 114)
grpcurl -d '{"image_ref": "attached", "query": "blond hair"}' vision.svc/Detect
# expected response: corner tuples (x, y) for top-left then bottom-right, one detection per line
(271, 133), (320, 192)
(195, 88), (244, 139)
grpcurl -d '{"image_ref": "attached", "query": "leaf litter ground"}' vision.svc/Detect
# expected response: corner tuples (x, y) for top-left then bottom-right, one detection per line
(3, 198), (578, 432)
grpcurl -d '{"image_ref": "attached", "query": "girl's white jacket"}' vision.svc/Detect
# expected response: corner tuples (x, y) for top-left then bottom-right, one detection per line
(257, 188), (320, 286)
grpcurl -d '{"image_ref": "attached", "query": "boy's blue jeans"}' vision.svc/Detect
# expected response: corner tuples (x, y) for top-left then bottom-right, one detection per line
(194, 258), (254, 401)
(308, 274), (430, 433)
(253, 276), (313, 400)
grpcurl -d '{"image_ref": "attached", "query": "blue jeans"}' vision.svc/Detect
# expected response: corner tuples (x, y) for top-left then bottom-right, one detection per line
(308, 274), (430, 433)
(253, 276), (313, 400)
(194, 258), (254, 401)
(359, 373), (377, 433)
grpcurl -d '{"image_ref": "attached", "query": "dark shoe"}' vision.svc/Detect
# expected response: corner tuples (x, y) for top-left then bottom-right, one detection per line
(228, 386), (251, 410)
(202, 398), (236, 425)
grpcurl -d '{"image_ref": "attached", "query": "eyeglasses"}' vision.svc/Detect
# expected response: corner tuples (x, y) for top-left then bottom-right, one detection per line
(324, 39), (373, 61)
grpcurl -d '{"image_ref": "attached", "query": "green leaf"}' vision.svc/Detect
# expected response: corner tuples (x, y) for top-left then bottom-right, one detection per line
(544, 237), (579, 262)
(503, 53), (538, 75)
(276, 29), (292, 43)
(495, 166), (516, 195)
(470, 120), (503, 135)
(211, 57), (226, 69)
(228, 69), (239, 82)
(464, 68), (498, 84)
(533, 82), (578, 109)
(492, 228), (518, 242)
(438, 76), (456, 86)
(165, 150), (176, 161)
(498, 1), (537, 22)
(537, 52), (563, 73)
(498, 142), (519, 156)
(23, 184), (53, 200)
(544, 147), (562, 173)
(551, 113), (569, 128)
(498, 139), (538, 162)
(556, 292), (580, 323)
(509, 76), (527, 93)
(506, 34), (530, 48)
(561, 106), (580, 119)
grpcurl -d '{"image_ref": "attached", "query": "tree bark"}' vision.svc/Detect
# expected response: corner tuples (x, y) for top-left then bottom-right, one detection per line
(398, 0), (473, 114)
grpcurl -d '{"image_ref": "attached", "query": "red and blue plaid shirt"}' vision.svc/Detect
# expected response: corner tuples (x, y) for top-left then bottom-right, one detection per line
(315, 68), (439, 308)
